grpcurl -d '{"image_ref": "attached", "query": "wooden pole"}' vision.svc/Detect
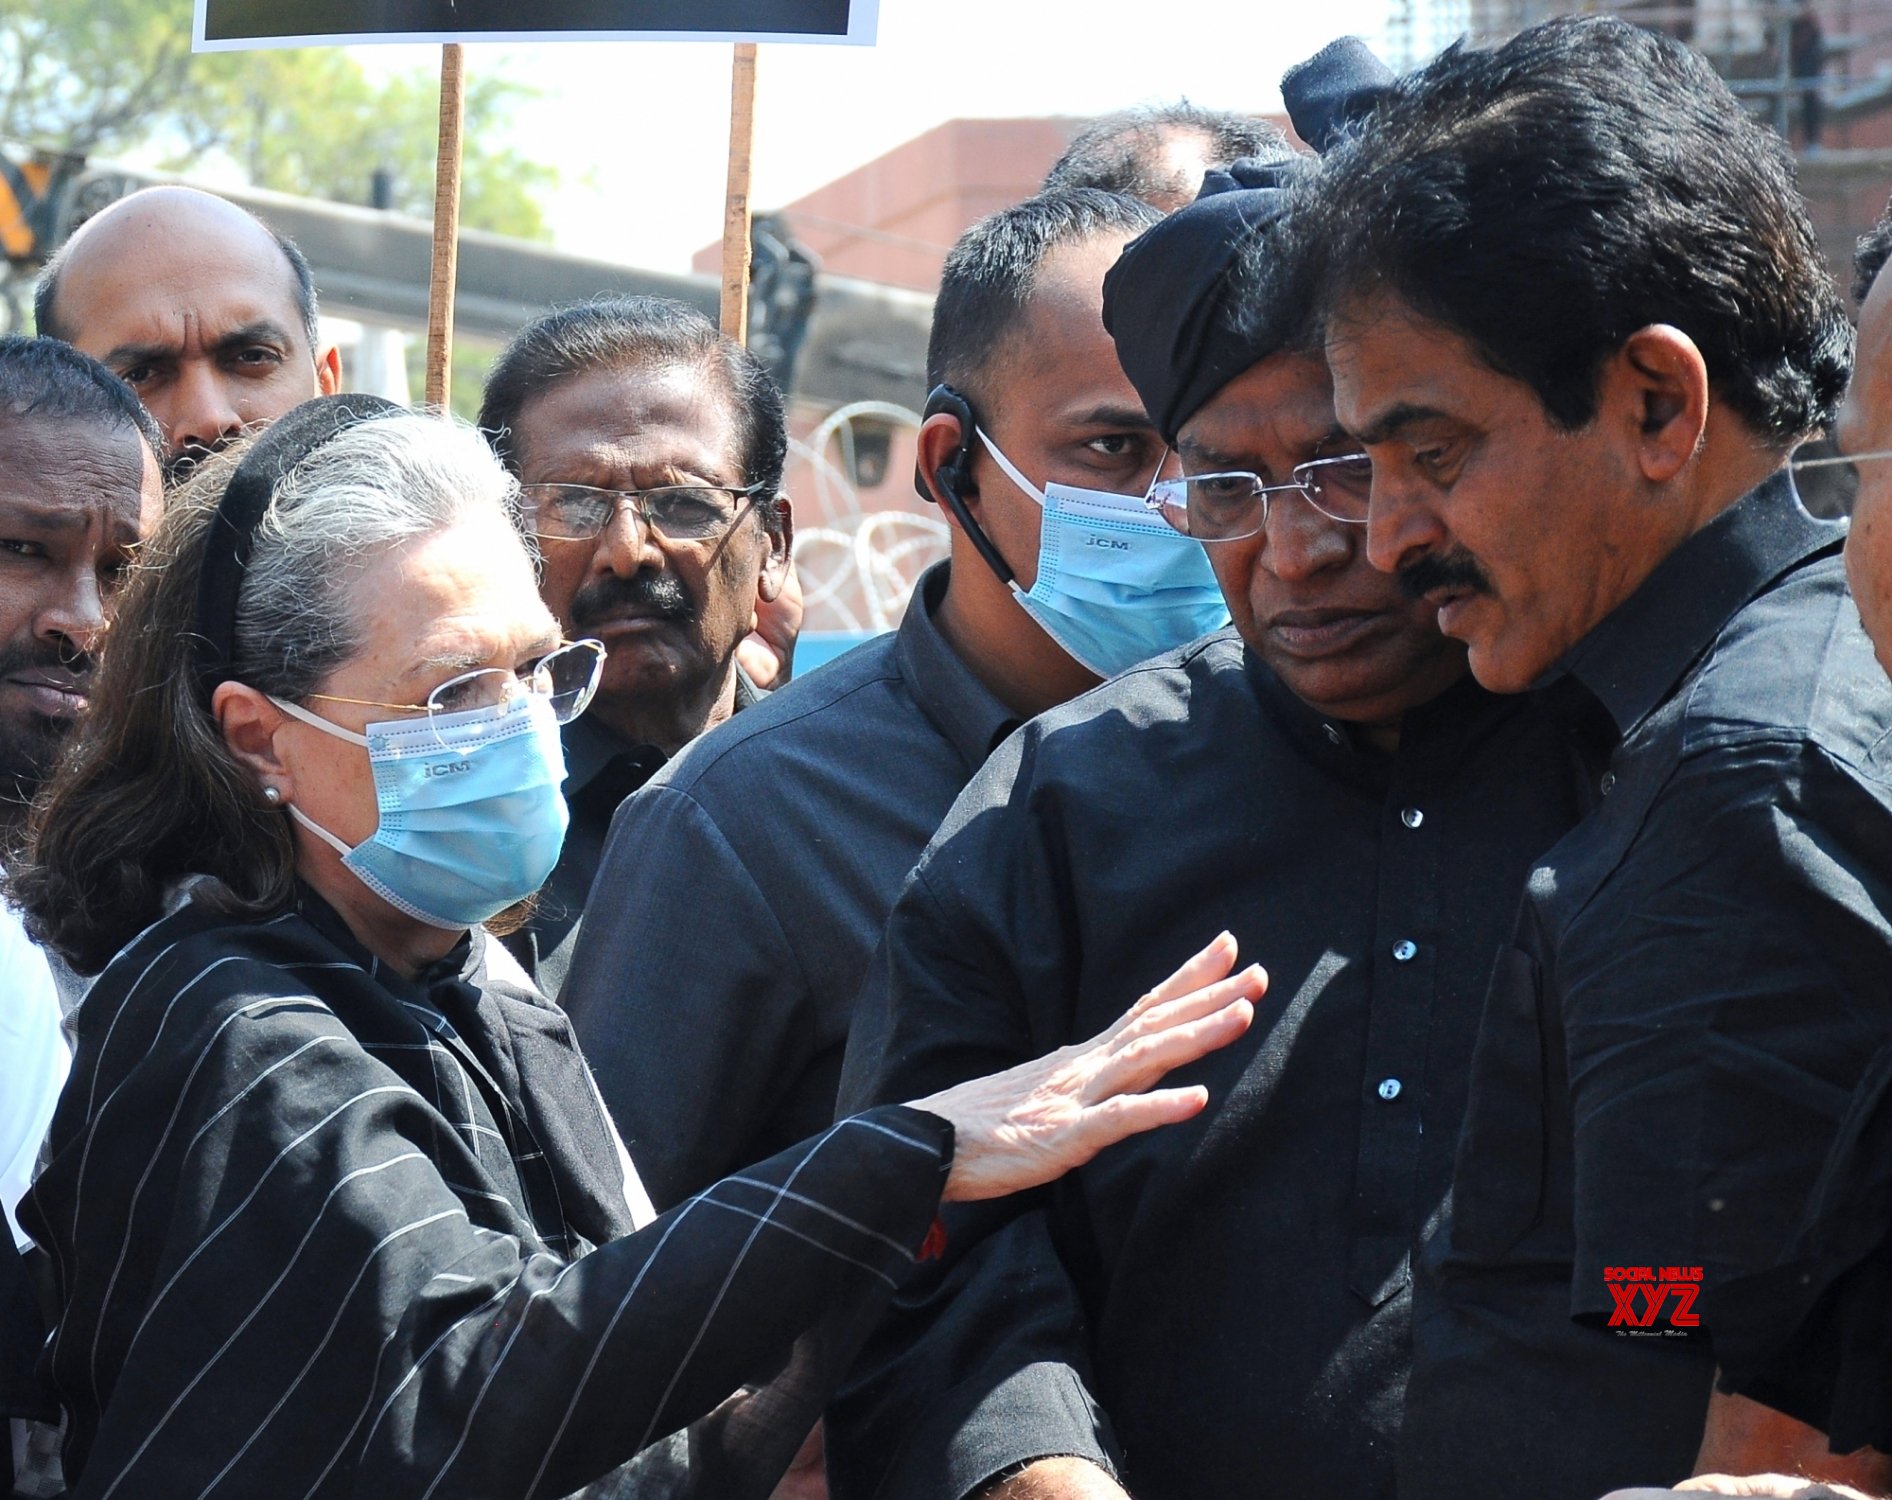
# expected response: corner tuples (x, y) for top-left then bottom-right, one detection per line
(719, 43), (759, 343)
(425, 42), (466, 411)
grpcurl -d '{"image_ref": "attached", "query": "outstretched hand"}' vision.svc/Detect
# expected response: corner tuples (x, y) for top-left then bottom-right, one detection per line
(913, 932), (1264, 1204)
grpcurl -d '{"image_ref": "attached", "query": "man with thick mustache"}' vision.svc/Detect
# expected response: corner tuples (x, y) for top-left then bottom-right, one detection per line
(478, 296), (791, 994)
(0, 336), (162, 1494)
(1303, 18), (1892, 1497)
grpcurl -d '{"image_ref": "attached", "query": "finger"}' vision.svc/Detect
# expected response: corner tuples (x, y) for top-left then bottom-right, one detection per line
(1123, 932), (1239, 1020)
(1064, 1085), (1213, 1164)
(1112, 965), (1267, 1049)
(1086, 997), (1255, 1102)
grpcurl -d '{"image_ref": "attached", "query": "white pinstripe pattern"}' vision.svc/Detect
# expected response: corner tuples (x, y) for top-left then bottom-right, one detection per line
(87, 1004), (354, 1390)
(190, 1201), (469, 1500)
(519, 1202), (708, 1500)
(109, 1086), (421, 1387)
(94, 1162), (453, 1500)
(63, 956), (303, 1384)
(309, 1268), (528, 1498)
(689, 1196), (900, 1288)
(631, 1120), (847, 1456)
(717, 1175), (923, 1260)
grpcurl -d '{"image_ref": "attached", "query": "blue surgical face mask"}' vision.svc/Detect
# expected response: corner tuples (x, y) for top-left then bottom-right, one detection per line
(269, 692), (570, 930)
(977, 430), (1230, 677)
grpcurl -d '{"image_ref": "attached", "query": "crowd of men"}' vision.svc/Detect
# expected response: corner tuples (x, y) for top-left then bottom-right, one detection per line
(7, 15), (1892, 1500)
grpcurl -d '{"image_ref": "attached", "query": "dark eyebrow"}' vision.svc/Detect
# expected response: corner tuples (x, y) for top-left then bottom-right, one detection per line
(1176, 440), (1250, 471)
(1350, 402), (1455, 447)
(1179, 424), (1356, 475)
(0, 498), (87, 534)
(101, 321), (296, 371)
(101, 339), (177, 371)
(1067, 403), (1158, 432)
(209, 321), (295, 356)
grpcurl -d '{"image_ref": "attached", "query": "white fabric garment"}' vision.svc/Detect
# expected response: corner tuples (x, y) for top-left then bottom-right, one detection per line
(0, 893), (66, 1251)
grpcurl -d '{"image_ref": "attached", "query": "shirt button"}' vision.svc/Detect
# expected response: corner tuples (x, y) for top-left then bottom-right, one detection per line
(1401, 807), (1424, 829)
(1323, 723), (1343, 747)
(1600, 772), (1616, 796)
(1377, 1078), (1403, 1101)
(1392, 939), (1418, 962)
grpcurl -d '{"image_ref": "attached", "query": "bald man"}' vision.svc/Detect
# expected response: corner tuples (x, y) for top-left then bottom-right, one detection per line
(35, 186), (340, 475)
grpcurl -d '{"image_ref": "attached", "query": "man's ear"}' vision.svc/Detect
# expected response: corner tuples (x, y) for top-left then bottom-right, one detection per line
(1611, 324), (1710, 485)
(315, 344), (343, 397)
(757, 494), (794, 602)
(212, 681), (294, 801)
(916, 411), (978, 525)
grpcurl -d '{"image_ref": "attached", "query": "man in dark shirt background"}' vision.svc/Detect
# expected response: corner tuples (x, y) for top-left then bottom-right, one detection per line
(559, 187), (1212, 1499)
(480, 297), (792, 994)
(1306, 18), (1892, 1497)
(825, 70), (1586, 1498)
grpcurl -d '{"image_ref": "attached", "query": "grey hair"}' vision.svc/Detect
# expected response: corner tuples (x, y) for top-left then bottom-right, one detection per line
(231, 410), (531, 701)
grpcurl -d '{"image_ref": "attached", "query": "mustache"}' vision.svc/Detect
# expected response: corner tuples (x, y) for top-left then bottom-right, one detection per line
(166, 439), (228, 485)
(570, 570), (695, 628)
(1397, 549), (1494, 602)
(0, 635), (94, 688)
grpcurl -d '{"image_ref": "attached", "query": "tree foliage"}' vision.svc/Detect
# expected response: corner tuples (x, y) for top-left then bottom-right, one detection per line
(0, 0), (554, 237)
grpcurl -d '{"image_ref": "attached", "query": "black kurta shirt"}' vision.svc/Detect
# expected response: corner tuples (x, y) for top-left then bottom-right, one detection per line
(562, 563), (1019, 1210)
(829, 631), (1584, 1500)
(507, 670), (763, 998)
(22, 885), (951, 1499)
(1400, 475), (1892, 1500)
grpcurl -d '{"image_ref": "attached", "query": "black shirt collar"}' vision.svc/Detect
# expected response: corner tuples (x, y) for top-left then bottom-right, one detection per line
(1240, 636), (1494, 785)
(896, 561), (1023, 771)
(1543, 470), (1843, 739)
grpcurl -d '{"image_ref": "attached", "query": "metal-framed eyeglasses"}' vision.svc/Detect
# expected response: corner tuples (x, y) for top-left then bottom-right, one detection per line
(521, 481), (770, 544)
(304, 638), (606, 747)
(1146, 454), (1374, 543)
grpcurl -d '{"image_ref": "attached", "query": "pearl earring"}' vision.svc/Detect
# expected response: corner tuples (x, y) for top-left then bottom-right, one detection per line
(264, 786), (282, 804)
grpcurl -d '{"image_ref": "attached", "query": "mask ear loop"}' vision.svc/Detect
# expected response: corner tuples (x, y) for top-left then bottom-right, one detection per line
(286, 803), (355, 857)
(974, 429), (1047, 506)
(268, 694), (371, 748)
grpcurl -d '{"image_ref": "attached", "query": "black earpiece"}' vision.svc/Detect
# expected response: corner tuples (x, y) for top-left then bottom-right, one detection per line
(915, 383), (978, 505)
(913, 382), (1015, 586)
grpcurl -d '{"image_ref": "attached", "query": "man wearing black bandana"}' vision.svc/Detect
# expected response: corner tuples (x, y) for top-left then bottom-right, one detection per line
(825, 40), (1586, 1500)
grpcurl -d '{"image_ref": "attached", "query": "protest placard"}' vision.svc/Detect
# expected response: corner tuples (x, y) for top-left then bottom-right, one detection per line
(194, 0), (876, 49)
(192, 0), (874, 405)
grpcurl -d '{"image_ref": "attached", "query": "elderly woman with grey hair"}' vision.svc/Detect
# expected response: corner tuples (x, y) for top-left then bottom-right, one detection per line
(6, 397), (1261, 1499)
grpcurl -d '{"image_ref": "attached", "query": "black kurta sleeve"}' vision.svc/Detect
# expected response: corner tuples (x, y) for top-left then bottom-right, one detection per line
(829, 745), (1120, 1500)
(26, 924), (950, 1500)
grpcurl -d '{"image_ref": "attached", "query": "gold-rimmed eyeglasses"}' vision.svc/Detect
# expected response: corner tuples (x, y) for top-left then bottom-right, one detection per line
(303, 639), (605, 746)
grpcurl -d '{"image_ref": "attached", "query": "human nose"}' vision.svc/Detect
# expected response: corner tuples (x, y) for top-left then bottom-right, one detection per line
(592, 494), (667, 577)
(1260, 490), (1352, 582)
(39, 565), (106, 658)
(163, 362), (244, 457)
(1363, 469), (1446, 578)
